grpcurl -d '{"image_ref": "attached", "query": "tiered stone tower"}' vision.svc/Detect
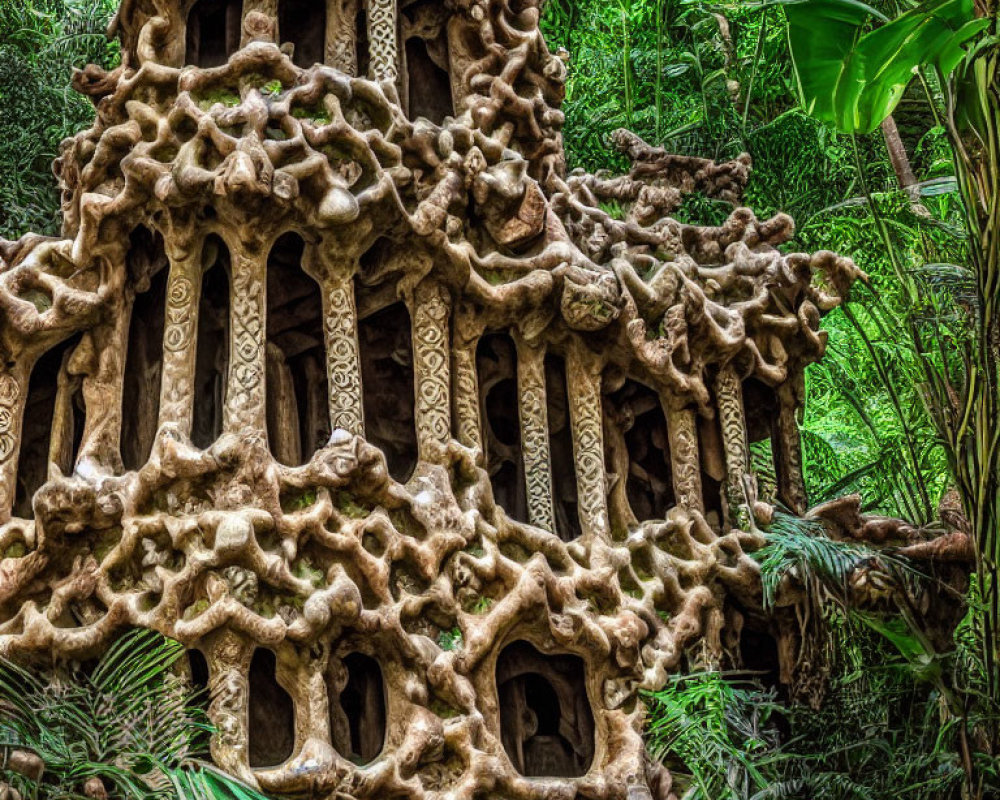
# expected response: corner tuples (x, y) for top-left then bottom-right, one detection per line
(0, 0), (863, 796)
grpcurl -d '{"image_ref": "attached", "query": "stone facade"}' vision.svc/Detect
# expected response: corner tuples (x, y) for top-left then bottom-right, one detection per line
(0, 1), (867, 797)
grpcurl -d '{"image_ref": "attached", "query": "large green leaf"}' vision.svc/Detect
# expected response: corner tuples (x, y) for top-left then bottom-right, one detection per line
(784, 0), (989, 133)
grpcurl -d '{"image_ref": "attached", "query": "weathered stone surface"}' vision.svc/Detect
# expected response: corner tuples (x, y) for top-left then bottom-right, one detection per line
(0, 1), (872, 797)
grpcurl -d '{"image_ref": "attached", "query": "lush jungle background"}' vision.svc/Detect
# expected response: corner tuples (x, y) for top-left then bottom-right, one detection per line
(1, 0), (998, 798)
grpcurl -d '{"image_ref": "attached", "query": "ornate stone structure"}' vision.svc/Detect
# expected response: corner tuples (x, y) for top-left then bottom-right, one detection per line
(0, 1), (879, 796)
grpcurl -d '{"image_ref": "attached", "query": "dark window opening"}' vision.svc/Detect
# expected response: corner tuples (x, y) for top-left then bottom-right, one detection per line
(122, 233), (169, 472)
(697, 414), (725, 524)
(329, 653), (386, 765)
(359, 301), (417, 482)
(742, 379), (779, 445)
(477, 334), (527, 524)
(744, 378), (792, 508)
(13, 334), (85, 518)
(405, 36), (453, 124)
(266, 233), (328, 466)
(545, 355), (581, 541)
(185, 0), (243, 68)
(607, 379), (674, 523)
(279, 0), (327, 67)
(497, 641), (594, 778)
(191, 237), (230, 449)
(248, 648), (296, 768)
(355, 9), (370, 77)
(740, 627), (781, 691)
(188, 648), (210, 692)
(186, 649), (210, 714)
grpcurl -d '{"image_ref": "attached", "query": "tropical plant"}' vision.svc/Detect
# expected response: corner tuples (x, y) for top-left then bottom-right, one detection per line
(0, 0), (120, 240)
(0, 628), (272, 800)
(752, 510), (1000, 798)
(644, 671), (790, 800)
(785, 0), (1000, 791)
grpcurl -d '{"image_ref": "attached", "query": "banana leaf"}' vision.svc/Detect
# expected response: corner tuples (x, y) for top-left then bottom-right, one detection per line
(781, 0), (989, 133)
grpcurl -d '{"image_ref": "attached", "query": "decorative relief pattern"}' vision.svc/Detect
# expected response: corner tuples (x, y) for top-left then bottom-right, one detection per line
(567, 352), (609, 538)
(452, 340), (483, 452)
(367, 0), (398, 82)
(226, 253), (266, 433)
(328, 0), (359, 75)
(324, 277), (364, 436)
(208, 633), (251, 773)
(0, 374), (20, 465)
(412, 282), (451, 459)
(160, 259), (200, 434)
(665, 405), (704, 512)
(516, 341), (556, 532)
(716, 364), (752, 524)
(0, 372), (21, 515)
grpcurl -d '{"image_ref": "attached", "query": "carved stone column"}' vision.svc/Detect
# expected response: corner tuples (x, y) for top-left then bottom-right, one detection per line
(367, 0), (398, 82)
(225, 243), (268, 436)
(206, 631), (256, 784)
(567, 346), (609, 539)
(775, 383), (808, 514)
(514, 337), (556, 533)
(327, 0), (360, 74)
(664, 403), (704, 514)
(0, 363), (29, 522)
(317, 261), (364, 437)
(451, 306), (483, 455)
(159, 242), (202, 437)
(716, 364), (754, 528)
(411, 281), (451, 463)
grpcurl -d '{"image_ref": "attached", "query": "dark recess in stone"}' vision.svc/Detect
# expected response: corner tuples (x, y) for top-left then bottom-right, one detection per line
(185, 0), (242, 68)
(477, 333), (528, 523)
(248, 648), (295, 768)
(279, 0), (327, 68)
(406, 36), (453, 124)
(497, 641), (595, 778)
(330, 652), (386, 765)
(191, 236), (230, 450)
(14, 333), (85, 518)
(265, 233), (329, 466)
(359, 301), (418, 483)
(122, 229), (168, 472)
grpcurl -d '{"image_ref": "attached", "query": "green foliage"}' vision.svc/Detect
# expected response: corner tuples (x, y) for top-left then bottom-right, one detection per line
(782, 617), (972, 800)
(784, 0), (988, 134)
(644, 672), (786, 800)
(0, 0), (119, 239)
(0, 629), (272, 800)
(437, 627), (463, 651)
(754, 511), (904, 610)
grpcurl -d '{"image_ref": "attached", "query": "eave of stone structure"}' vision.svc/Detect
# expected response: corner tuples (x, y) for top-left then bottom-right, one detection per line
(0, 1), (877, 797)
